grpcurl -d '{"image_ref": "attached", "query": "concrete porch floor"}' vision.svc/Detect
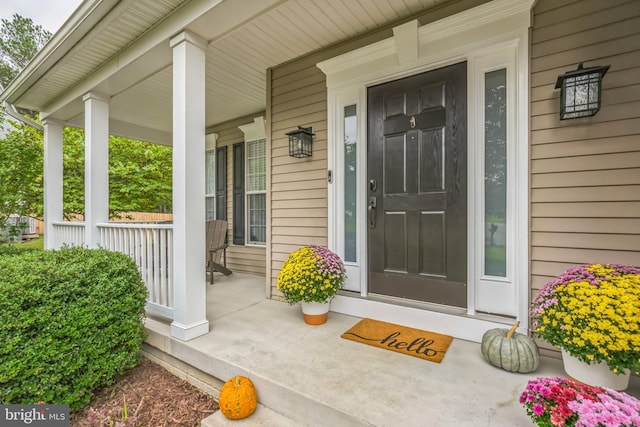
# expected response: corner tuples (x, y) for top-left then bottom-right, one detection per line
(144, 272), (640, 427)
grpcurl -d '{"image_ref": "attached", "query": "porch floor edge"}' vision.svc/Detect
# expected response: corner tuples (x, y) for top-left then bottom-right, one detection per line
(141, 273), (640, 427)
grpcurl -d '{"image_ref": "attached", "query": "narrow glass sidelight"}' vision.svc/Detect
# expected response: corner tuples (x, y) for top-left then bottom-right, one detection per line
(344, 104), (357, 262)
(484, 69), (507, 277)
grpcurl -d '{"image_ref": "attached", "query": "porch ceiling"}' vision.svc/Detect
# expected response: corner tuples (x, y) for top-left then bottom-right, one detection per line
(4, 0), (450, 145)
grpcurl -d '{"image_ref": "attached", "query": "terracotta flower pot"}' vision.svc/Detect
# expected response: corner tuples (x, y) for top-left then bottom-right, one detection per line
(300, 301), (330, 325)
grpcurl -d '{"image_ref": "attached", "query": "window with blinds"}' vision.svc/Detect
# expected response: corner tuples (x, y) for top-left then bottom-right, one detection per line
(246, 139), (266, 245)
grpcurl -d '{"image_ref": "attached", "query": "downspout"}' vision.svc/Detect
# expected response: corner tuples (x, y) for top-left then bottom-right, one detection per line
(0, 83), (43, 131)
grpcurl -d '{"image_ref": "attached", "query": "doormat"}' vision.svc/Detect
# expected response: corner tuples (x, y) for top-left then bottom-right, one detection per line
(341, 318), (453, 363)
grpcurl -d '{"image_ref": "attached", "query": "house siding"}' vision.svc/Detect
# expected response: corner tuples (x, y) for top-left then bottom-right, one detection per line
(267, 0), (489, 298)
(208, 114), (267, 276)
(530, 0), (640, 354)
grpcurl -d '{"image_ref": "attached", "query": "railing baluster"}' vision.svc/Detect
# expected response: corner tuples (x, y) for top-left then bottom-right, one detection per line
(159, 229), (166, 306)
(82, 222), (175, 320)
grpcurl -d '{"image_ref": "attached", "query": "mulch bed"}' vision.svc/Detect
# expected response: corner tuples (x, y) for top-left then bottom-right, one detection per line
(70, 357), (219, 426)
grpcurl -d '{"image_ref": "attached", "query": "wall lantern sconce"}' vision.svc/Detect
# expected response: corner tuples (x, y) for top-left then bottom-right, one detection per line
(554, 63), (609, 120)
(287, 126), (314, 158)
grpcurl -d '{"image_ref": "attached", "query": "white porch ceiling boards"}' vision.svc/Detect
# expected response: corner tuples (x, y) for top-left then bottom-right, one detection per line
(17, 0), (188, 112)
(6, 0), (451, 144)
(199, 0), (448, 130)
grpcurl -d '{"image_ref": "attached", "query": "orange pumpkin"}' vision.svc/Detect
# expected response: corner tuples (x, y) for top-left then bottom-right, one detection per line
(219, 375), (257, 419)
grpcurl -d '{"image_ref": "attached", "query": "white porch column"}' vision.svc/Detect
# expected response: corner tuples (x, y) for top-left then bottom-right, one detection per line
(82, 92), (110, 248)
(170, 30), (209, 341)
(42, 118), (64, 250)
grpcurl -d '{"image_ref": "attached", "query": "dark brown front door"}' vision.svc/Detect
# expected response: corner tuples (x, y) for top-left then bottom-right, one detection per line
(367, 61), (467, 307)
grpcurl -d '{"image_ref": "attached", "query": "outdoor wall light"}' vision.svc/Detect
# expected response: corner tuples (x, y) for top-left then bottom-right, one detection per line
(287, 126), (314, 158)
(555, 63), (609, 120)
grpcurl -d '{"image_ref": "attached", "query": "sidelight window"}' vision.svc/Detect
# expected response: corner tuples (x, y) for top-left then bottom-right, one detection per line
(344, 105), (357, 262)
(484, 69), (507, 277)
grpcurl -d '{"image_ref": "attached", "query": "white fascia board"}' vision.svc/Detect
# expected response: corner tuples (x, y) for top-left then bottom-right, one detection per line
(41, 0), (226, 118)
(108, 118), (173, 146)
(1, 0), (117, 103)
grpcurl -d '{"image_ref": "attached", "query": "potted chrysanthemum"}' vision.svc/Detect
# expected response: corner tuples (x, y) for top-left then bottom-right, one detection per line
(276, 245), (346, 325)
(520, 376), (640, 427)
(530, 263), (640, 390)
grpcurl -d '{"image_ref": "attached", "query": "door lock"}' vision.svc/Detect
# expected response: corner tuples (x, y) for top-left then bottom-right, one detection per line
(369, 178), (377, 192)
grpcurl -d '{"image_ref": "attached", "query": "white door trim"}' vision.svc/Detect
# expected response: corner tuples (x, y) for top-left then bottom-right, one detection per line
(319, 0), (533, 341)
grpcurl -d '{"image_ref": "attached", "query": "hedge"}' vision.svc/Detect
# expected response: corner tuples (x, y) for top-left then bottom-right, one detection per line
(0, 246), (148, 410)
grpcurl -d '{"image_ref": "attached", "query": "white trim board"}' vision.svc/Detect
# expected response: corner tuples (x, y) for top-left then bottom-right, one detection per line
(319, 0), (533, 341)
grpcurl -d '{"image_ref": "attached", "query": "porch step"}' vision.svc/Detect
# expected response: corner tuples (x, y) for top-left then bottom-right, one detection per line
(144, 309), (372, 427)
(201, 404), (297, 427)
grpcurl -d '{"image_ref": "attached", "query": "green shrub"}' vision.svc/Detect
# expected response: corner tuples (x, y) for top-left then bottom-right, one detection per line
(0, 247), (148, 410)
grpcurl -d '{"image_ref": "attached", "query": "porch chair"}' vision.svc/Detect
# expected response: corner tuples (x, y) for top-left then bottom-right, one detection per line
(206, 220), (232, 284)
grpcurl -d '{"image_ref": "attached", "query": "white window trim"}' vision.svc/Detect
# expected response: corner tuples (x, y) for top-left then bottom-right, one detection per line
(205, 133), (218, 220)
(470, 44), (520, 316)
(318, 0), (533, 341)
(328, 92), (364, 292)
(239, 117), (266, 247)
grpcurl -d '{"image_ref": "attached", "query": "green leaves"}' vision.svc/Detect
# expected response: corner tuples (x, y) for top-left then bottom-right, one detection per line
(0, 246), (148, 410)
(0, 124), (173, 229)
(0, 14), (51, 88)
(0, 120), (44, 229)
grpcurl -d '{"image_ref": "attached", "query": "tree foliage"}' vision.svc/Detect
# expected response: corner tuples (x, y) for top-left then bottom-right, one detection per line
(0, 122), (173, 223)
(0, 14), (51, 88)
(0, 120), (43, 227)
(0, 14), (172, 229)
(109, 136), (173, 215)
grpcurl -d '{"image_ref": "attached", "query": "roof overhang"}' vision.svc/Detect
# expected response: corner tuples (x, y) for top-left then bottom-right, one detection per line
(2, 0), (486, 145)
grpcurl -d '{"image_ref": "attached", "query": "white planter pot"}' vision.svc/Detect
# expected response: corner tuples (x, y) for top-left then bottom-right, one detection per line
(561, 348), (631, 391)
(300, 300), (330, 325)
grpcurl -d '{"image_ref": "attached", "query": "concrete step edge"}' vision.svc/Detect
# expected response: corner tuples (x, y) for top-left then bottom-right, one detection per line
(201, 403), (297, 427)
(144, 324), (370, 426)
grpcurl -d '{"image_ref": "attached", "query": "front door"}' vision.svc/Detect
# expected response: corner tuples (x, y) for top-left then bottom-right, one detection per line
(367, 62), (467, 307)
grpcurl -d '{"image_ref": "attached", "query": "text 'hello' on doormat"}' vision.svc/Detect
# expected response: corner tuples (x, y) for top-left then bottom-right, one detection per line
(341, 318), (453, 363)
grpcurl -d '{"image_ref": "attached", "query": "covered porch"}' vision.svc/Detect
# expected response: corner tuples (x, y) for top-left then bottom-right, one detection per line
(32, 0), (539, 345)
(144, 272), (640, 426)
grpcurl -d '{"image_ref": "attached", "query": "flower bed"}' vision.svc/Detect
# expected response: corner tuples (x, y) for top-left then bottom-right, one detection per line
(530, 263), (640, 374)
(520, 377), (640, 427)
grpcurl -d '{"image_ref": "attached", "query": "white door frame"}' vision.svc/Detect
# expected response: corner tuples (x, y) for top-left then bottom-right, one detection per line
(318, 0), (533, 342)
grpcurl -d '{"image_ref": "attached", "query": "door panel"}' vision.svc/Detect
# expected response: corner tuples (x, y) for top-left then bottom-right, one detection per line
(420, 211), (446, 276)
(383, 212), (408, 273)
(420, 129), (445, 192)
(368, 61), (467, 307)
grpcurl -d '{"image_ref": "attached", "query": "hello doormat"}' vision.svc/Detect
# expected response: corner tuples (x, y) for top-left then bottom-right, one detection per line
(341, 318), (453, 363)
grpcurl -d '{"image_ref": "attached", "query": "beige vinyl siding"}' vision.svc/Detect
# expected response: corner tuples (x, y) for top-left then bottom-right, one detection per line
(208, 113), (267, 276)
(270, 56), (329, 298)
(530, 0), (640, 352)
(267, 0), (489, 298)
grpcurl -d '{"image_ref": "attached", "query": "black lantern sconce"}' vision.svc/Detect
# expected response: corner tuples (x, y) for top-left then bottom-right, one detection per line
(287, 126), (314, 158)
(554, 63), (609, 120)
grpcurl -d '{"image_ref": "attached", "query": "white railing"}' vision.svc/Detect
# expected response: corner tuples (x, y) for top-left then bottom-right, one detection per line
(51, 221), (85, 247)
(98, 222), (174, 320)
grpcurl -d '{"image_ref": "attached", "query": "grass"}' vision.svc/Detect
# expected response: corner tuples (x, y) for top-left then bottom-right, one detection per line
(485, 244), (506, 277)
(19, 236), (44, 250)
